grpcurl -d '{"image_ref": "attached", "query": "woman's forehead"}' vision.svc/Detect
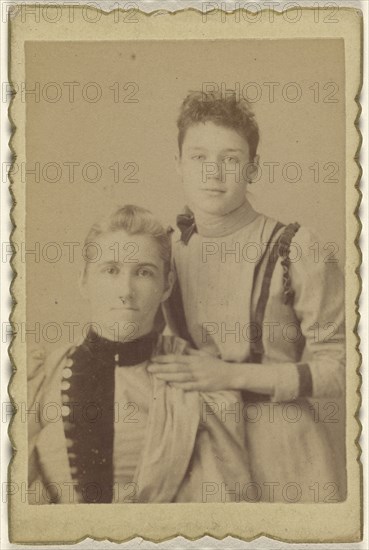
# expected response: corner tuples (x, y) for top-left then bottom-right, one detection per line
(95, 230), (162, 263)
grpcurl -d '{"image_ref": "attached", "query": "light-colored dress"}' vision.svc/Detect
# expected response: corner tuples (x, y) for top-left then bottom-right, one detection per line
(28, 335), (251, 504)
(166, 207), (346, 502)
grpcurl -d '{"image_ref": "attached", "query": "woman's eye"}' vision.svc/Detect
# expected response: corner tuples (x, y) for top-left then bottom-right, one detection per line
(223, 156), (238, 163)
(103, 266), (119, 275)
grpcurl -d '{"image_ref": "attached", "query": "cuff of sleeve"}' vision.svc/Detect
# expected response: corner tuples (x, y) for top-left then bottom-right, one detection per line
(296, 362), (313, 397)
(271, 363), (300, 402)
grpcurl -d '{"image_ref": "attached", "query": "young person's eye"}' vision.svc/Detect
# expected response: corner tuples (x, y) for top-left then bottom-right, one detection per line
(191, 154), (206, 161)
(137, 267), (154, 278)
(223, 156), (238, 163)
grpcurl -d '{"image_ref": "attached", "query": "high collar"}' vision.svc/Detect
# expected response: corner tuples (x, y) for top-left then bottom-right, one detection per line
(84, 328), (158, 366)
(177, 200), (258, 243)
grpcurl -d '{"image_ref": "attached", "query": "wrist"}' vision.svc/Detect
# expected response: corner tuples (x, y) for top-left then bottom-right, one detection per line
(228, 363), (250, 390)
(270, 363), (299, 402)
(228, 362), (277, 395)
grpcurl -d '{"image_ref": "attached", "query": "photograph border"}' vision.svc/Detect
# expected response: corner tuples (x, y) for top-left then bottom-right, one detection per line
(8, 4), (363, 544)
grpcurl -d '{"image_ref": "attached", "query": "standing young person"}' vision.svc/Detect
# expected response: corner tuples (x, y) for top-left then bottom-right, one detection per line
(151, 91), (346, 501)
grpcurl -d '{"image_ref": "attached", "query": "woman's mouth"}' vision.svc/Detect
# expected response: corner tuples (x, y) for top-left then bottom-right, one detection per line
(111, 306), (139, 312)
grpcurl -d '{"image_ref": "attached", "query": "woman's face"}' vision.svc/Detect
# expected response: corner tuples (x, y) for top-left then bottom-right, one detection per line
(81, 230), (173, 342)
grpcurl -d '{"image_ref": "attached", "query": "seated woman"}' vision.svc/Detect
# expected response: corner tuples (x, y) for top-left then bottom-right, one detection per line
(28, 204), (251, 504)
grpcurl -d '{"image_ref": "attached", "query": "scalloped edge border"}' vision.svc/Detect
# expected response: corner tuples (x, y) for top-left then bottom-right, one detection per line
(7, 4), (364, 545)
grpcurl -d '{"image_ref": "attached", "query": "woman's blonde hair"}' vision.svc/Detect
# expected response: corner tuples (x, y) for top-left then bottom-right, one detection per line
(83, 204), (173, 278)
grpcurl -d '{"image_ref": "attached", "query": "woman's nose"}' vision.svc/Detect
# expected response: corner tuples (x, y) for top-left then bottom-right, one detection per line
(117, 271), (135, 298)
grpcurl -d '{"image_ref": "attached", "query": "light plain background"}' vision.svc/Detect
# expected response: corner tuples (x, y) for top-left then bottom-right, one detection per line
(23, 38), (348, 509)
(25, 38), (345, 348)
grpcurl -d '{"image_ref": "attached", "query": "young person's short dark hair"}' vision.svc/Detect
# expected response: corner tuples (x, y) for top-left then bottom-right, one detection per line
(177, 91), (260, 160)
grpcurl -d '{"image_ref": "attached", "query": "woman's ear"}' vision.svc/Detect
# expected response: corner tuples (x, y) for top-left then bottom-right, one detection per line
(161, 269), (176, 303)
(175, 152), (182, 178)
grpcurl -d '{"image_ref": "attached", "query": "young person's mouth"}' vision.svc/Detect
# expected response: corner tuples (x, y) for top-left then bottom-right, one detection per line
(201, 188), (226, 194)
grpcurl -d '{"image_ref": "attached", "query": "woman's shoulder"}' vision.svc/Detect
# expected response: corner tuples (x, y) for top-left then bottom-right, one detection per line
(156, 334), (189, 356)
(27, 342), (79, 410)
(28, 340), (82, 381)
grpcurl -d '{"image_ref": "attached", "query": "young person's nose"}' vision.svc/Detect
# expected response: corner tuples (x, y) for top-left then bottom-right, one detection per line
(203, 159), (221, 182)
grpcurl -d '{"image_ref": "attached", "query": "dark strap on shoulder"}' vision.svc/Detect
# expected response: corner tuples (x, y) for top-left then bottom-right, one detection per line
(252, 221), (285, 286)
(243, 221), (300, 403)
(248, 222), (284, 364)
(249, 222), (300, 365)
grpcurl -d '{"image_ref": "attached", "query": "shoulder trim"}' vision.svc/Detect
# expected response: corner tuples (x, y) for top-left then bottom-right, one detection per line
(249, 221), (300, 364)
(278, 222), (301, 305)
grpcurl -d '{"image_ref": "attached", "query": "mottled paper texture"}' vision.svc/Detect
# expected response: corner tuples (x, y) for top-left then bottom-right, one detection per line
(8, 4), (362, 544)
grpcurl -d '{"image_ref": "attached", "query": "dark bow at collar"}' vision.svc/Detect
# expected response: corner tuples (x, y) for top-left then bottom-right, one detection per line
(176, 208), (197, 245)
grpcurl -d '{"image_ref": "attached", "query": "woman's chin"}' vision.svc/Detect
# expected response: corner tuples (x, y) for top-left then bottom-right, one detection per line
(90, 314), (142, 338)
(99, 320), (141, 342)
(108, 309), (140, 321)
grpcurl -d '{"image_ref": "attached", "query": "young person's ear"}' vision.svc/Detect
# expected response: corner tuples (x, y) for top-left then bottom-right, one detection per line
(161, 269), (176, 302)
(78, 269), (89, 300)
(247, 154), (260, 183)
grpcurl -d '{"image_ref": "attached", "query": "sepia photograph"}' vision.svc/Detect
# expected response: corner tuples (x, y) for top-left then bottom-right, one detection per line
(7, 4), (362, 545)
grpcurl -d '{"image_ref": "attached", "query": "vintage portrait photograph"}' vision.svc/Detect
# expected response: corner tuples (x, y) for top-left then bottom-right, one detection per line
(7, 3), (363, 545)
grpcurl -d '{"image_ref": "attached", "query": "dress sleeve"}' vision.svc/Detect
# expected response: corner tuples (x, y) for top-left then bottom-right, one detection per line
(287, 226), (346, 399)
(28, 347), (47, 396)
(28, 347), (48, 486)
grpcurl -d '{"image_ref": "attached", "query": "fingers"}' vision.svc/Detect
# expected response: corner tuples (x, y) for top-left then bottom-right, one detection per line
(186, 348), (212, 357)
(147, 362), (190, 374)
(171, 382), (200, 391)
(152, 354), (192, 364)
(155, 372), (194, 383)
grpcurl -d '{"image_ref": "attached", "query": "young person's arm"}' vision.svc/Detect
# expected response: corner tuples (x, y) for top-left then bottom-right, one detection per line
(150, 228), (345, 400)
(288, 227), (345, 399)
(148, 351), (293, 395)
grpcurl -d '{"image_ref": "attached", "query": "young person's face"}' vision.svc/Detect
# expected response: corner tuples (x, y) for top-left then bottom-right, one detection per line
(81, 230), (173, 342)
(177, 121), (257, 216)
